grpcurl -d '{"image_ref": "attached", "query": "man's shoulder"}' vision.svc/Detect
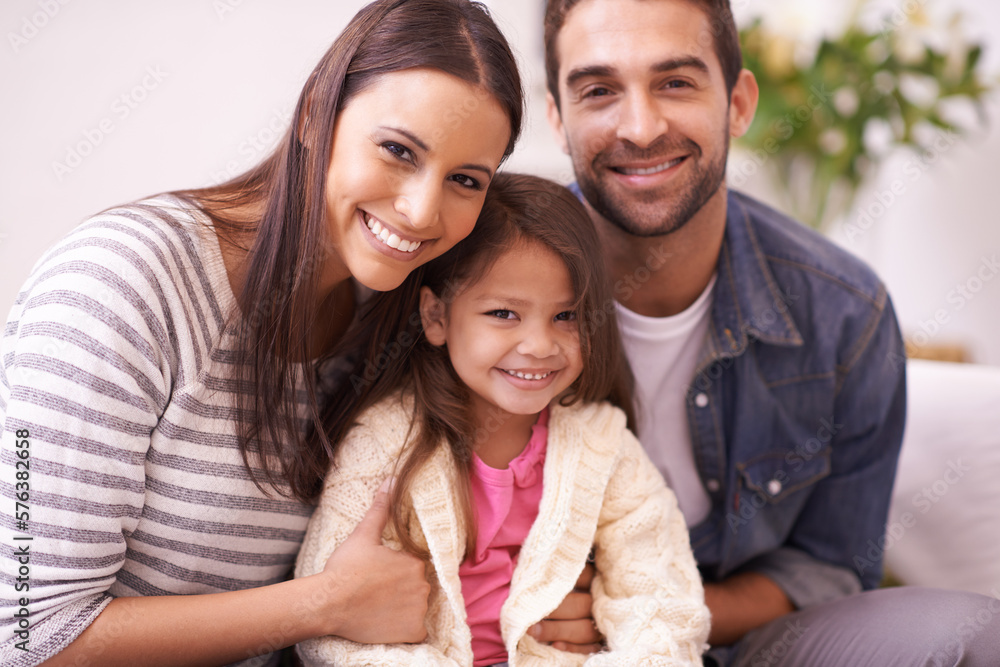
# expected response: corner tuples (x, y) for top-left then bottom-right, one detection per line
(729, 190), (885, 305)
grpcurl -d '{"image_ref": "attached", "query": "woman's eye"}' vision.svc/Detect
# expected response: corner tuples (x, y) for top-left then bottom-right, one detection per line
(383, 142), (414, 162)
(488, 309), (515, 320)
(450, 174), (483, 191)
(555, 311), (577, 322)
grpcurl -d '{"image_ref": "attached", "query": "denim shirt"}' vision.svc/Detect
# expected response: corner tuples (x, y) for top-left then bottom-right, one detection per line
(682, 190), (907, 608)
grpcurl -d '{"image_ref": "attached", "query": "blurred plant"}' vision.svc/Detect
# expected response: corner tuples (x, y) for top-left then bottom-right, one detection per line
(737, 0), (994, 230)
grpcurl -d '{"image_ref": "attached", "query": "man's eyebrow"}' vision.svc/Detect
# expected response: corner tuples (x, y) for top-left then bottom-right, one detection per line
(651, 57), (711, 76)
(564, 57), (711, 89)
(565, 65), (617, 90)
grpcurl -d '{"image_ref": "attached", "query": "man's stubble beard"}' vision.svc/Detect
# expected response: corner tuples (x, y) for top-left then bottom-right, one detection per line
(573, 131), (730, 239)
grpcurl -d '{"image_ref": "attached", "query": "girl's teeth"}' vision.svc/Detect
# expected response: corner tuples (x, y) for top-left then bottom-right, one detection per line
(506, 370), (551, 380)
(364, 213), (422, 253)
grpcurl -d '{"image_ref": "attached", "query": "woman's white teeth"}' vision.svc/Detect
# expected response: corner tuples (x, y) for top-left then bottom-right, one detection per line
(365, 213), (421, 253)
(620, 157), (683, 176)
(504, 369), (552, 381)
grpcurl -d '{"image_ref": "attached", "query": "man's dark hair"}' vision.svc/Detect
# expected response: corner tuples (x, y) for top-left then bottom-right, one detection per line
(544, 0), (743, 108)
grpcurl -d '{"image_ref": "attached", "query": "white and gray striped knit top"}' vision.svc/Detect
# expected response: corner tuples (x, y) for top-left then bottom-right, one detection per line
(0, 195), (327, 667)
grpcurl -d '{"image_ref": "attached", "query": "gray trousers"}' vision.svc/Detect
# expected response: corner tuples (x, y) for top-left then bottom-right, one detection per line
(706, 587), (1000, 667)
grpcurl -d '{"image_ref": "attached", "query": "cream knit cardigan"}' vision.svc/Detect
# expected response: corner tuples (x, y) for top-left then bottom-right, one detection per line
(295, 393), (710, 666)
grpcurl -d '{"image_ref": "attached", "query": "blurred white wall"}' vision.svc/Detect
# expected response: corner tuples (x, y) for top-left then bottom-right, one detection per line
(2, 0), (998, 363)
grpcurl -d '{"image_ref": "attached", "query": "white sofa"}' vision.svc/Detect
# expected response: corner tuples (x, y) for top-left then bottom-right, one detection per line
(885, 359), (1000, 597)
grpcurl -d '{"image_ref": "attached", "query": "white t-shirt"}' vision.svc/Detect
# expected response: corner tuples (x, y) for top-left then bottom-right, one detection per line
(616, 275), (717, 527)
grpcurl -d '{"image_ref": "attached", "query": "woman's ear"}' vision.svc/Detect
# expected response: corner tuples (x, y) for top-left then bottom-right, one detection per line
(419, 286), (448, 346)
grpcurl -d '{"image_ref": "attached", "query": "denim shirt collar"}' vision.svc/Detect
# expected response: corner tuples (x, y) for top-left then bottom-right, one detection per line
(706, 191), (804, 363)
(566, 183), (804, 356)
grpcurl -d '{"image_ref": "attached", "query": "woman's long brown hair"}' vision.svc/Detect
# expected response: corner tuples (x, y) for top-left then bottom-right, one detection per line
(174, 0), (523, 503)
(325, 173), (635, 558)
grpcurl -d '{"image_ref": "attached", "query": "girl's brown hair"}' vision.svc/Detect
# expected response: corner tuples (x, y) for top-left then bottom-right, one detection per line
(328, 172), (635, 557)
(176, 0), (523, 502)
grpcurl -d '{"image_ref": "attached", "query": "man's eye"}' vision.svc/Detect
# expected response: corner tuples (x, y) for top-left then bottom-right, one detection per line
(582, 86), (612, 98)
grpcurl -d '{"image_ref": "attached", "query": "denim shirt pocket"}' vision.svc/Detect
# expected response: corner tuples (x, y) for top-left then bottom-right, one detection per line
(737, 448), (832, 505)
(727, 448), (833, 561)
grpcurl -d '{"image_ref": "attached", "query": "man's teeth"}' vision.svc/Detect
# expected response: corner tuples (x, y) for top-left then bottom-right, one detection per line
(503, 369), (552, 381)
(364, 214), (422, 253)
(618, 157), (684, 176)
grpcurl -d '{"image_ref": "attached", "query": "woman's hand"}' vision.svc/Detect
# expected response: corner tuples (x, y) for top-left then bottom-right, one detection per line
(528, 563), (604, 654)
(320, 487), (431, 644)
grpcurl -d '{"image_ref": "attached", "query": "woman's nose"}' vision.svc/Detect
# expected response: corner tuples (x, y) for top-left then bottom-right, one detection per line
(394, 178), (442, 230)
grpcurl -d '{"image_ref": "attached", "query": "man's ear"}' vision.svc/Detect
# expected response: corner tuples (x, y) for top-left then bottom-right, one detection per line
(546, 91), (570, 155)
(419, 286), (448, 346)
(729, 69), (759, 139)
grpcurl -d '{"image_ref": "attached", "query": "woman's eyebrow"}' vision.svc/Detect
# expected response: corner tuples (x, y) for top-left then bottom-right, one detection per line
(380, 126), (429, 151)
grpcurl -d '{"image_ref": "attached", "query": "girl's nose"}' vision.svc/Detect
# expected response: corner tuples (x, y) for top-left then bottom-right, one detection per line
(516, 324), (559, 358)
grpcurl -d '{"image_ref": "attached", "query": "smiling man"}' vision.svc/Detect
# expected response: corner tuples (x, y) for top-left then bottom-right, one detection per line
(538, 0), (1000, 665)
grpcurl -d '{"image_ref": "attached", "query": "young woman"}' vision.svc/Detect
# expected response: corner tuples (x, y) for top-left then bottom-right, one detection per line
(297, 174), (710, 666)
(0, 2), (522, 665)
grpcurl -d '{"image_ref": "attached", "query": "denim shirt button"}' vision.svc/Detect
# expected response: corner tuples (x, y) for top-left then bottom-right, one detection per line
(694, 393), (709, 408)
(705, 478), (720, 493)
(767, 479), (783, 496)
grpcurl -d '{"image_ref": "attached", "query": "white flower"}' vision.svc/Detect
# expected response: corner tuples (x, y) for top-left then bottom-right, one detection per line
(736, 1), (855, 66)
(899, 73), (940, 108)
(894, 31), (927, 64)
(834, 88), (860, 117)
(873, 70), (897, 95)
(819, 128), (848, 155)
(863, 118), (895, 156)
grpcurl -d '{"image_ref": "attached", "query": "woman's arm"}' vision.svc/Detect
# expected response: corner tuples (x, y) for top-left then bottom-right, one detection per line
(38, 490), (430, 667)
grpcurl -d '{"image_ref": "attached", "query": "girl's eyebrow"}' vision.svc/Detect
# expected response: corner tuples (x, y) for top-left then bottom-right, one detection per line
(378, 125), (495, 179)
(474, 295), (530, 307)
(473, 295), (576, 309)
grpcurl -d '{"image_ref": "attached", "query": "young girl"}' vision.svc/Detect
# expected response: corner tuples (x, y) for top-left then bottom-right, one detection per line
(296, 173), (710, 666)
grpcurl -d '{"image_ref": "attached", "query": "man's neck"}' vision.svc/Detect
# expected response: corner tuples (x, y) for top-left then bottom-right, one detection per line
(593, 186), (728, 318)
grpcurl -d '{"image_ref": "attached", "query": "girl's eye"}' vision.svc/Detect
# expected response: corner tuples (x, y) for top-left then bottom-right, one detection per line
(450, 173), (483, 191)
(555, 311), (577, 322)
(383, 141), (414, 162)
(488, 309), (516, 320)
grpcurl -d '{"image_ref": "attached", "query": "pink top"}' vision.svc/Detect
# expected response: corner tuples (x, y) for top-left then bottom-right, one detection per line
(459, 409), (548, 667)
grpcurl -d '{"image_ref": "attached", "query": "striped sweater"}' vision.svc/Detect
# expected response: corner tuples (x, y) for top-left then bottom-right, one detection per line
(0, 195), (323, 667)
